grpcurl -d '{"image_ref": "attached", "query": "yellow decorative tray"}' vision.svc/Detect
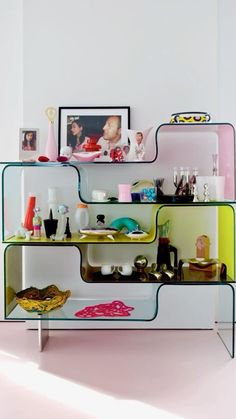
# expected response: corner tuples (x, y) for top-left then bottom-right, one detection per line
(16, 284), (71, 313)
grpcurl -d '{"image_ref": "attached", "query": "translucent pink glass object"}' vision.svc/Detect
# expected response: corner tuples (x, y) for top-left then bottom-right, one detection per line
(75, 300), (134, 317)
(45, 122), (58, 161)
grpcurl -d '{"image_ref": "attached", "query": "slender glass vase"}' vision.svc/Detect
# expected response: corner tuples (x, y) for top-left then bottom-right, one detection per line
(45, 107), (58, 161)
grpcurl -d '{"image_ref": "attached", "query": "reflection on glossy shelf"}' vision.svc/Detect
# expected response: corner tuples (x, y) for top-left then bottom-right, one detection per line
(0, 159), (156, 166)
(6, 297), (157, 321)
(156, 122), (234, 134)
(4, 231), (157, 244)
(81, 199), (236, 205)
(84, 266), (234, 284)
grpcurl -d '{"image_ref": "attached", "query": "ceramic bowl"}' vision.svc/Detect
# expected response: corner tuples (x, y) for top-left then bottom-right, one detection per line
(16, 285), (71, 313)
(170, 112), (211, 124)
(72, 151), (101, 162)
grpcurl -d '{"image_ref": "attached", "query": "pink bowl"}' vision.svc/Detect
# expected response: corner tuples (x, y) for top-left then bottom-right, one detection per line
(72, 151), (101, 162)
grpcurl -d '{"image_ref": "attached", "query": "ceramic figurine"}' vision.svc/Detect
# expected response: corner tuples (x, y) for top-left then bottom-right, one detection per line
(134, 255), (149, 282)
(25, 231), (33, 241)
(64, 217), (72, 238)
(15, 224), (29, 239)
(32, 207), (42, 239)
(203, 183), (210, 202)
(127, 127), (153, 161)
(53, 204), (69, 241)
(212, 153), (218, 176)
(60, 146), (72, 160)
(149, 263), (162, 281)
(193, 184), (199, 202)
(43, 209), (58, 238)
(196, 235), (210, 259)
(154, 178), (164, 196)
(96, 214), (105, 227)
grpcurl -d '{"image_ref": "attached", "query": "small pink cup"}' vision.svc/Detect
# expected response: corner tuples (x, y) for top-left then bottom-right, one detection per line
(118, 184), (132, 202)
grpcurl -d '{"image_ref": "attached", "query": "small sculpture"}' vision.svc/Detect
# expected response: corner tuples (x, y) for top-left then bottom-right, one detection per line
(193, 184), (199, 202)
(43, 209), (58, 238)
(110, 217), (140, 232)
(52, 204), (69, 241)
(149, 263), (162, 281)
(212, 153), (218, 176)
(188, 235), (216, 273)
(196, 235), (210, 259)
(96, 214), (105, 227)
(32, 207), (42, 239)
(134, 255), (149, 282)
(25, 230), (33, 241)
(60, 146), (72, 160)
(15, 224), (29, 239)
(203, 183), (210, 202)
(154, 178), (164, 196)
(64, 217), (72, 239)
(127, 127), (153, 161)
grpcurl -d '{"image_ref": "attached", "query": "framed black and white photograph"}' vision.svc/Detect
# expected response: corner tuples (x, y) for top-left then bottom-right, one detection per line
(58, 106), (130, 162)
(19, 128), (39, 160)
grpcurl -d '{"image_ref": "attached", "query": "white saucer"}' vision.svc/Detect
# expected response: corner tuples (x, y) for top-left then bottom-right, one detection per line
(91, 199), (110, 202)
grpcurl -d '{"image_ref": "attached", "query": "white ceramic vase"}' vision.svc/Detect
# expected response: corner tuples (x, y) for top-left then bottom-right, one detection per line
(127, 127), (153, 161)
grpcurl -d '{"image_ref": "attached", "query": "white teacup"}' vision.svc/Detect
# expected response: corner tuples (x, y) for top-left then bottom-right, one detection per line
(101, 265), (115, 275)
(92, 189), (108, 201)
(118, 264), (133, 276)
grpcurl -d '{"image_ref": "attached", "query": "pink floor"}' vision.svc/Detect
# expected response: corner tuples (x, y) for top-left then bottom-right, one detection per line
(0, 322), (235, 419)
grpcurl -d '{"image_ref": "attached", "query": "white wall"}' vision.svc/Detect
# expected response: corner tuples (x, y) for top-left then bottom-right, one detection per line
(22, 0), (218, 151)
(0, 0), (23, 319)
(218, 0), (236, 124)
(1, 0), (234, 322)
(0, 0), (23, 161)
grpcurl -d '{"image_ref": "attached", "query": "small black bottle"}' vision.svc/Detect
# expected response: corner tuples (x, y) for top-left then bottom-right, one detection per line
(96, 214), (105, 227)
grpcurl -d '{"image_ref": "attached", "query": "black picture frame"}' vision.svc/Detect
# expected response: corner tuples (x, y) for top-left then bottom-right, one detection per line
(58, 106), (130, 162)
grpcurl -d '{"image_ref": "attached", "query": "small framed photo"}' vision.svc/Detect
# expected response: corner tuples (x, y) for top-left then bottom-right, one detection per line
(19, 128), (39, 160)
(58, 106), (130, 162)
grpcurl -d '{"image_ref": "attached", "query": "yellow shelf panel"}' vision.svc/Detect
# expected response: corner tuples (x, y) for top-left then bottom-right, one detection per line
(4, 231), (157, 245)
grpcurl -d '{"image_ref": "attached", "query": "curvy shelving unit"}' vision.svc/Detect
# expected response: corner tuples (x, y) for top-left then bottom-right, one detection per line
(1, 121), (236, 355)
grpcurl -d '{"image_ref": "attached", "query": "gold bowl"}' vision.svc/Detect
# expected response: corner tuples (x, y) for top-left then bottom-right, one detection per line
(16, 285), (71, 313)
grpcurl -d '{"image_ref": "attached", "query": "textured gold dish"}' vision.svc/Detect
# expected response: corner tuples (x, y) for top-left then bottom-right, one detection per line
(16, 284), (71, 313)
(188, 258), (218, 267)
(188, 258), (218, 272)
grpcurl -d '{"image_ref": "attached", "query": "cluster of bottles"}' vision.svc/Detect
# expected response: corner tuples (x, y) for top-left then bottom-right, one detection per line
(75, 203), (106, 231)
(23, 189), (107, 240)
(23, 193), (72, 240)
(23, 195), (42, 239)
(173, 167), (198, 196)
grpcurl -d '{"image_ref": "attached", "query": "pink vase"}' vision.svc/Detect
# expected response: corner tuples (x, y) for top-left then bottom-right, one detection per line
(118, 184), (132, 202)
(45, 122), (58, 161)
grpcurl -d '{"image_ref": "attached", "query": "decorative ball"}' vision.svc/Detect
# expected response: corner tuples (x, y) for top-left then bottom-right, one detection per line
(134, 255), (148, 269)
